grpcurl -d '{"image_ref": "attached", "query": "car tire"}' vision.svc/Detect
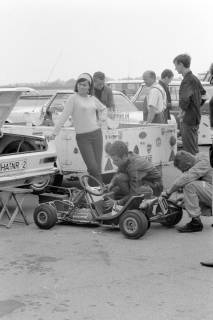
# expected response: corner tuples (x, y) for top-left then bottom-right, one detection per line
(119, 209), (148, 239)
(33, 203), (57, 229)
(30, 175), (51, 194)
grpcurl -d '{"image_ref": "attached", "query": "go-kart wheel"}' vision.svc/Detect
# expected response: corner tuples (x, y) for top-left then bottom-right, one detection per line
(33, 203), (57, 229)
(160, 205), (183, 227)
(79, 174), (104, 196)
(119, 210), (148, 239)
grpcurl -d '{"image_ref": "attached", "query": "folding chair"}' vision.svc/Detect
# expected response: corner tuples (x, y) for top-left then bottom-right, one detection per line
(0, 187), (32, 228)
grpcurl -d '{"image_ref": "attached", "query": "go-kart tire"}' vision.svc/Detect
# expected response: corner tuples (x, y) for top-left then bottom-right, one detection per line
(160, 206), (183, 227)
(33, 203), (57, 229)
(119, 210), (148, 239)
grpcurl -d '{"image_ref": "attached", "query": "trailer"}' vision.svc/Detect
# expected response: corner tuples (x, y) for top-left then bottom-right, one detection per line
(3, 123), (177, 184)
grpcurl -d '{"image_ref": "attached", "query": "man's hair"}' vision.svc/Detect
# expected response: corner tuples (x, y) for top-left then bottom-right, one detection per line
(93, 71), (105, 80)
(173, 150), (196, 172)
(173, 54), (191, 68)
(107, 141), (128, 158)
(161, 69), (174, 79)
(143, 70), (156, 80)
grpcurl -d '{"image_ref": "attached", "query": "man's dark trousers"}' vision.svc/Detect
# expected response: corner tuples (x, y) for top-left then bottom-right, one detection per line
(180, 122), (199, 155)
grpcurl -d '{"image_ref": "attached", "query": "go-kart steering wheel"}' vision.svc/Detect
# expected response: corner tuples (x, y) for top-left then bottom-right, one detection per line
(79, 174), (104, 196)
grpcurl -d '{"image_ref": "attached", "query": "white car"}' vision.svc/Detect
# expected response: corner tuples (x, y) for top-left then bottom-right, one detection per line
(7, 93), (52, 125)
(41, 90), (145, 126)
(0, 88), (57, 192)
(7, 89), (145, 127)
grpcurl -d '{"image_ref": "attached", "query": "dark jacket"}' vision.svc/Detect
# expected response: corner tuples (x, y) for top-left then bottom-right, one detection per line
(117, 153), (163, 204)
(93, 85), (115, 111)
(168, 153), (213, 194)
(159, 80), (171, 120)
(179, 71), (206, 125)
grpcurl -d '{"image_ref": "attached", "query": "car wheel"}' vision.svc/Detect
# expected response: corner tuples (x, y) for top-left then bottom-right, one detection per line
(119, 209), (148, 239)
(2, 139), (50, 193)
(33, 203), (57, 229)
(160, 206), (183, 227)
(30, 175), (51, 194)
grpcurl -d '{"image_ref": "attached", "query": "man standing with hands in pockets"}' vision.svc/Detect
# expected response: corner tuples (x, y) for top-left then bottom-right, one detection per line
(173, 54), (206, 155)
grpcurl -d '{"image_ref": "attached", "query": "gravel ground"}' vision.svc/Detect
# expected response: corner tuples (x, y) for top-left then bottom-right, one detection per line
(0, 146), (212, 320)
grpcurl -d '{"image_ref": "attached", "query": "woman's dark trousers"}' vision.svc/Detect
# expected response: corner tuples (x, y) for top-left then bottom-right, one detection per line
(76, 129), (103, 184)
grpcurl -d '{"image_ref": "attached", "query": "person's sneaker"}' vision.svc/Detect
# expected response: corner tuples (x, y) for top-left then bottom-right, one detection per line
(176, 218), (203, 233)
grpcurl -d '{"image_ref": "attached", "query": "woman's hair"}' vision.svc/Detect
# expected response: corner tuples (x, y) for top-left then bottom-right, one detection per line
(74, 73), (94, 95)
(107, 141), (129, 158)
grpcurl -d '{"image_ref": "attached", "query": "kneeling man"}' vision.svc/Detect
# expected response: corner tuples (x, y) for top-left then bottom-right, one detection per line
(105, 141), (163, 209)
(165, 150), (212, 232)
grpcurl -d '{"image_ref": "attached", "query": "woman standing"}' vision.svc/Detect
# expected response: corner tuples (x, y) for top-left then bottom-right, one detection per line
(50, 73), (107, 183)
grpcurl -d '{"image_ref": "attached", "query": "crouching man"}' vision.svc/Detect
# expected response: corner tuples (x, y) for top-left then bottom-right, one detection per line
(165, 150), (213, 232)
(104, 141), (163, 209)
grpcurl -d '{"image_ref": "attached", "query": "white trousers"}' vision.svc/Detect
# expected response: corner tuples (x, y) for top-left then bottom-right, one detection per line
(183, 181), (212, 218)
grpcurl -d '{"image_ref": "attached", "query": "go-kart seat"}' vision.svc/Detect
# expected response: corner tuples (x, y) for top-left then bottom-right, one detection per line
(91, 199), (111, 216)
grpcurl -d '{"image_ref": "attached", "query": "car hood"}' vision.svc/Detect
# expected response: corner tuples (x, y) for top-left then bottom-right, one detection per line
(0, 89), (23, 128)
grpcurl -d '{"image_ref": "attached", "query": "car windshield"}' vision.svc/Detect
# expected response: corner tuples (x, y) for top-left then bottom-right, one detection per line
(113, 93), (138, 112)
(48, 93), (73, 112)
(107, 81), (143, 97)
(204, 86), (213, 99)
(14, 95), (51, 109)
(135, 86), (150, 102)
(201, 86), (213, 114)
(48, 91), (137, 113)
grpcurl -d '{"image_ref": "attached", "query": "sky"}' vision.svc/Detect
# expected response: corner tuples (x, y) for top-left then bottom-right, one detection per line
(0, 0), (212, 85)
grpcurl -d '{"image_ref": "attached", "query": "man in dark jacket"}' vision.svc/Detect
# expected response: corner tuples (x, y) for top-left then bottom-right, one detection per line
(159, 69), (174, 123)
(104, 141), (163, 208)
(173, 54), (206, 155)
(165, 150), (212, 233)
(93, 71), (115, 111)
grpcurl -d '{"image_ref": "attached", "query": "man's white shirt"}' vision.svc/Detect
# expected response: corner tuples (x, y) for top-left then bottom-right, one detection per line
(147, 82), (167, 113)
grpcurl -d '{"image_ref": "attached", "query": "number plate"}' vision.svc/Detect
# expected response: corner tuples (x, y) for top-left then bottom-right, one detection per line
(0, 160), (27, 173)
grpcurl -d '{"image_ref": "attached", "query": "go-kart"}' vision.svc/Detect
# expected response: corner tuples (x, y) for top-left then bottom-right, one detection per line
(33, 174), (183, 239)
